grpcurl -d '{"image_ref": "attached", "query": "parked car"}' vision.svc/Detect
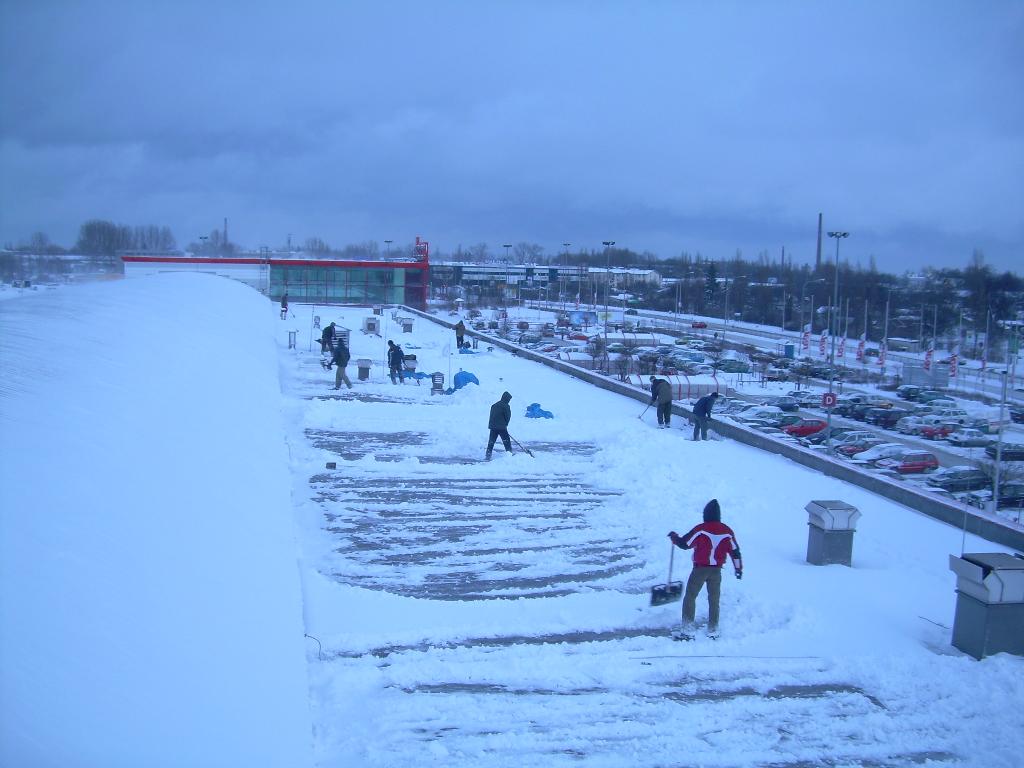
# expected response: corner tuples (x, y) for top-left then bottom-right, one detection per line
(876, 451), (940, 474)
(917, 391), (954, 404)
(717, 359), (751, 373)
(897, 385), (923, 401)
(835, 438), (888, 457)
(763, 396), (799, 412)
(985, 443), (1024, 462)
(782, 418), (828, 438)
(831, 430), (879, 446)
(735, 405), (784, 423)
(919, 423), (957, 440)
(1010, 406), (1023, 424)
(946, 429), (994, 448)
(772, 413), (806, 428)
(624, 308), (638, 315)
(848, 404), (877, 422)
(895, 416), (925, 435)
(964, 482), (1024, 510)
(864, 408), (902, 429)
(802, 427), (852, 446)
(850, 443), (911, 463)
(691, 321), (708, 329)
(792, 391), (822, 408)
(926, 466), (990, 493)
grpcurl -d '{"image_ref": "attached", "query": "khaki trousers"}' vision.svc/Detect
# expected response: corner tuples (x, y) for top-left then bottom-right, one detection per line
(335, 365), (352, 389)
(682, 566), (722, 630)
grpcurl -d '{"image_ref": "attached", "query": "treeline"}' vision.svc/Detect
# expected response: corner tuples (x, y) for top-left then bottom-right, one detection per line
(5, 220), (177, 260)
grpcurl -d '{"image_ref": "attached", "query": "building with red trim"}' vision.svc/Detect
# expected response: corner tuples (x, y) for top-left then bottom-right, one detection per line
(121, 238), (429, 308)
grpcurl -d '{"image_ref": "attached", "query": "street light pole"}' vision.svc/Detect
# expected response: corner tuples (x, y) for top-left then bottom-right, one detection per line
(561, 242), (570, 312)
(825, 231), (849, 448)
(602, 240), (615, 349)
(384, 239), (392, 258)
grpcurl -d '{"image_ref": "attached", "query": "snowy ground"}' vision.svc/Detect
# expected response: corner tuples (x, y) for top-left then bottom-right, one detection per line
(2, 274), (1023, 767)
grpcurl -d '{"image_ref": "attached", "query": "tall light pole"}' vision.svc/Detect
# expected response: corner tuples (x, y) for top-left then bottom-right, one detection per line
(825, 230), (848, 448)
(561, 242), (570, 311)
(384, 239), (392, 258)
(602, 240), (615, 347)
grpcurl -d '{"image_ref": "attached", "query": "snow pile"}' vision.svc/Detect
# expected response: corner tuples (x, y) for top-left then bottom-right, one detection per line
(0, 274), (311, 767)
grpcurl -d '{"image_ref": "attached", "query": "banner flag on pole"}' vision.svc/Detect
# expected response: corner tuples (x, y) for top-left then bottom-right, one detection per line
(878, 343), (887, 366)
(819, 331), (827, 356)
(856, 335), (865, 362)
(923, 344), (933, 372)
(838, 336), (846, 358)
(802, 324), (811, 350)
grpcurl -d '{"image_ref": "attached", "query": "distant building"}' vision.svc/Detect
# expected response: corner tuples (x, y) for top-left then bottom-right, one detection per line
(121, 240), (429, 308)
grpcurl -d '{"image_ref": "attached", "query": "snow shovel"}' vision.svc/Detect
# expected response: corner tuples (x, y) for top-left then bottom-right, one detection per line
(638, 403), (651, 420)
(650, 542), (684, 606)
(508, 434), (534, 457)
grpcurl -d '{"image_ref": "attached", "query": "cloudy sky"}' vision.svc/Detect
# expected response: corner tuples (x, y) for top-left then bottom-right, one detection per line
(1, 1), (1021, 272)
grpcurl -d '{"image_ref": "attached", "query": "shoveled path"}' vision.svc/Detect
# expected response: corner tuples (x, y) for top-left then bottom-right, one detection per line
(287, 345), (967, 768)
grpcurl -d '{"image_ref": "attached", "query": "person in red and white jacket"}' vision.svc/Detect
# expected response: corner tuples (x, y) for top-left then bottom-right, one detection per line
(668, 498), (742, 635)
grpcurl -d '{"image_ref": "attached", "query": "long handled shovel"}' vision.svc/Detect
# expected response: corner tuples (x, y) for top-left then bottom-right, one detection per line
(508, 434), (534, 457)
(650, 542), (684, 606)
(638, 403), (652, 420)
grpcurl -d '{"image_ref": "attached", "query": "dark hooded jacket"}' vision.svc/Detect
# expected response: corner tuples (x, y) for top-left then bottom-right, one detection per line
(387, 342), (405, 369)
(489, 391), (512, 430)
(693, 392), (718, 418)
(650, 377), (672, 405)
(330, 342), (350, 367)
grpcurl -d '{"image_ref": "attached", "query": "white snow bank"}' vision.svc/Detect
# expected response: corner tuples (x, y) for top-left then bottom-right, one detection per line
(0, 274), (311, 767)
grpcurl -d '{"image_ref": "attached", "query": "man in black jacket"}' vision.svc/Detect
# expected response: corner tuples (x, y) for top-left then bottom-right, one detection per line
(387, 340), (405, 384)
(691, 391), (719, 441)
(320, 322), (336, 354)
(649, 375), (672, 428)
(486, 391), (513, 460)
(327, 340), (352, 389)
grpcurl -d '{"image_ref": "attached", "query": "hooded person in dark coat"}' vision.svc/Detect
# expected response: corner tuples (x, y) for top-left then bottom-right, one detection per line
(320, 322), (336, 354)
(387, 340), (405, 384)
(691, 391), (719, 441)
(486, 391), (513, 459)
(454, 320), (466, 349)
(649, 375), (673, 428)
(327, 339), (352, 389)
(667, 498), (743, 639)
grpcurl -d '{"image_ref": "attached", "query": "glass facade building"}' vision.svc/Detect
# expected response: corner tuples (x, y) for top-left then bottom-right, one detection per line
(121, 255), (429, 309)
(269, 260), (427, 306)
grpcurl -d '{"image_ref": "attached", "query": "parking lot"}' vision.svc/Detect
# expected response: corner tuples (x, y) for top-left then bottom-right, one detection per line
(463, 305), (1024, 522)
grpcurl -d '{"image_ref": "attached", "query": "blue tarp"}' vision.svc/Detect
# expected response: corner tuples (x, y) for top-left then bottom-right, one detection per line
(525, 402), (554, 419)
(453, 371), (480, 390)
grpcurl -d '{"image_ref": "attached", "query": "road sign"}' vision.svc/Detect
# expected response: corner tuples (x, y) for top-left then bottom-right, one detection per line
(822, 392), (838, 408)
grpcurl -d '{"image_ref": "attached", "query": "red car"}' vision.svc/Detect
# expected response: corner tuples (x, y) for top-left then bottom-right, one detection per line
(567, 333), (589, 341)
(835, 439), (885, 457)
(783, 418), (827, 438)
(919, 423), (955, 440)
(876, 451), (939, 474)
(691, 321), (708, 329)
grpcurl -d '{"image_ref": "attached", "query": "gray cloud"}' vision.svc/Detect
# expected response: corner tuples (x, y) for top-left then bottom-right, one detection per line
(1, 0), (1021, 271)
